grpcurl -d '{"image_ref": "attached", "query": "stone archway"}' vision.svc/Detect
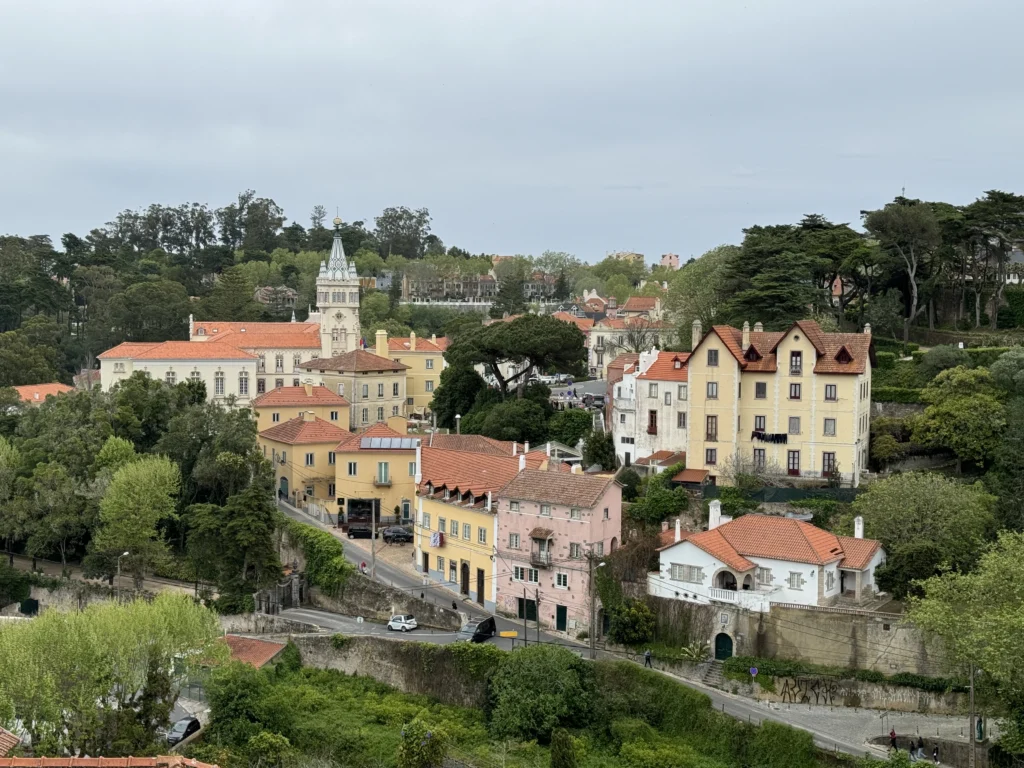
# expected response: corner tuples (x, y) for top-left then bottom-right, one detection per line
(714, 570), (738, 590)
(742, 574), (753, 591)
(714, 632), (733, 660)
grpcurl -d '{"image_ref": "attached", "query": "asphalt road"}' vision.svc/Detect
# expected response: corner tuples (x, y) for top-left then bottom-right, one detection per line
(550, 378), (606, 398)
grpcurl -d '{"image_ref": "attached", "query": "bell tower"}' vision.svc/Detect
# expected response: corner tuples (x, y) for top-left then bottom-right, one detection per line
(316, 218), (362, 358)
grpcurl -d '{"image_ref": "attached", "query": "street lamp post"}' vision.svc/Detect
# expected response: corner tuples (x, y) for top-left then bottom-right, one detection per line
(116, 551), (130, 601)
(589, 558), (606, 660)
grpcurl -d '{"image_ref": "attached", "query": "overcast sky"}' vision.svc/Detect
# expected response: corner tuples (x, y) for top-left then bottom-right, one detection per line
(2, 1), (1023, 264)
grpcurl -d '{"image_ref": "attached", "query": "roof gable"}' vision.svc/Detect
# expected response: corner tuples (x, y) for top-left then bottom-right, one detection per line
(258, 416), (348, 444)
(305, 350), (409, 372)
(251, 386), (350, 408)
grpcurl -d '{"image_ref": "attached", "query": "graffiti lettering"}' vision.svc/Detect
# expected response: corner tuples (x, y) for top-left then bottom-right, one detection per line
(777, 677), (843, 706)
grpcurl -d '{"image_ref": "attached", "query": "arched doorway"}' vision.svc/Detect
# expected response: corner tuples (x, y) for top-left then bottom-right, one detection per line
(610, 537), (618, 553)
(714, 633), (733, 660)
(715, 571), (738, 591)
(742, 574), (753, 591)
(460, 562), (470, 595)
(279, 476), (289, 498)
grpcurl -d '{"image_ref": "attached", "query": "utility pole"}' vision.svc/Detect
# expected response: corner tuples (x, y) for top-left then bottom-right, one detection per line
(589, 555), (597, 659)
(371, 499), (378, 580)
(969, 664), (976, 768)
(523, 587), (528, 647)
(535, 587), (541, 645)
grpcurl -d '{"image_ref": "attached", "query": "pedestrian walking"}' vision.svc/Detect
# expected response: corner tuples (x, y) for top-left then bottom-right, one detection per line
(889, 729), (897, 752)
(452, 600), (458, 611)
(916, 737), (925, 761)
(644, 649), (652, 668)
(932, 746), (939, 764)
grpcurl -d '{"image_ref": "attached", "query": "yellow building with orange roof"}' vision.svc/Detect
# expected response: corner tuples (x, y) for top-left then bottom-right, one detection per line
(251, 382), (350, 432)
(258, 411), (349, 514)
(375, 330), (447, 418)
(333, 421), (421, 528)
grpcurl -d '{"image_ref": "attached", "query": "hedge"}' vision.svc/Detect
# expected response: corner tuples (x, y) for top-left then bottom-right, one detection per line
(722, 656), (965, 693)
(873, 338), (919, 353)
(965, 346), (1012, 367)
(871, 387), (923, 404)
(874, 351), (896, 370)
(281, 518), (354, 595)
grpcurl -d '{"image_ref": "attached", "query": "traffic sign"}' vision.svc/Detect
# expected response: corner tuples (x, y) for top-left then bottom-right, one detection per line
(750, 667), (758, 677)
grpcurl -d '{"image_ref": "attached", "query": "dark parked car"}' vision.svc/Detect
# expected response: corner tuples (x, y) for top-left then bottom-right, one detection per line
(382, 526), (414, 544)
(456, 616), (497, 643)
(167, 716), (201, 746)
(346, 526), (378, 539)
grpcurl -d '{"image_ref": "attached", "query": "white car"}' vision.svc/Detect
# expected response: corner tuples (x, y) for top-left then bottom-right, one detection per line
(387, 614), (418, 632)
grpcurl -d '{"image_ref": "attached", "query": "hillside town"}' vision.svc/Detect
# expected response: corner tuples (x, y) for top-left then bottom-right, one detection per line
(3, 4), (1024, 768)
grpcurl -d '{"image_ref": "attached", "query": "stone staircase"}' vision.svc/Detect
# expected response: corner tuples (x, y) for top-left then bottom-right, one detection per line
(702, 660), (724, 688)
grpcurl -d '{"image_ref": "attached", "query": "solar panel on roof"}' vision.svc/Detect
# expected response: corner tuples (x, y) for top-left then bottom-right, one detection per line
(359, 438), (371, 448)
(371, 437), (382, 448)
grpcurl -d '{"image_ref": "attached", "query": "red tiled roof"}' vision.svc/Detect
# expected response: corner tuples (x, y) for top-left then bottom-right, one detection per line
(0, 761), (211, 768)
(388, 337), (445, 353)
(304, 350), (408, 372)
(0, 729), (18, 758)
(812, 333), (872, 375)
(12, 383), (73, 403)
(419, 448), (525, 496)
(194, 321), (318, 336)
(259, 416), (348, 445)
(99, 341), (257, 361)
(212, 331), (322, 349)
(836, 535), (882, 569)
(634, 450), (686, 467)
(622, 296), (659, 312)
(498, 469), (617, 509)
(551, 312), (595, 331)
(637, 351), (690, 382)
(669, 515), (881, 571)
(224, 635), (285, 668)
(426, 433), (524, 456)
(251, 386), (349, 408)
(607, 353), (640, 372)
(671, 468), (709, 484)
(96, 342), (160, 359)
(434, 337), (451, 351)
(335, 423), (410, 450)
(657, 527), (696, 549)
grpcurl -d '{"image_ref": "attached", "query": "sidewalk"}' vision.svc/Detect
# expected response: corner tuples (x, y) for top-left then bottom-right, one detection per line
(6, 554), (196, 598)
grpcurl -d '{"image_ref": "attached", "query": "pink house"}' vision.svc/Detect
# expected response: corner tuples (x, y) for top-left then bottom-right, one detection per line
(496, 469), (622, 637)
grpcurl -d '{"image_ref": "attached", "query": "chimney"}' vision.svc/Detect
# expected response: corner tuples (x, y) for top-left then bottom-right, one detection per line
(409, 331), (417, 351)
(302, 410), (315, 422)
(513, 443), (517, 456)
(572, 463), (583, 474)
(675, 517), (681, 543)
(753, 321), (763, 333)
(303, 381), (313, 397)
(375, 329), (388, 358)
(854, 516), (864, 539)
(431, 334), (437, 345)
(546, 442), (551, 457)
(518, 454), (526, 471)
(691, 319), (702, 350)
(487, 491), (493, 511)
(524, 441), (530, 454)
(188, 313), (194, 339)
(863, 323), (872, 336)
(708, 499), (723, 530)
(415, 441), (422, 485)
(661, 521), (669, 533)
(455, 414), (461, 434)
(742, 321), (750, 351)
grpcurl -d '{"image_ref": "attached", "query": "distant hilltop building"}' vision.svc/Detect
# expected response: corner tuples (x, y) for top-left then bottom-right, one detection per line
(253, 285), (298, 311)
(609, 251), (645, 264)
(660, 253), (680, 270)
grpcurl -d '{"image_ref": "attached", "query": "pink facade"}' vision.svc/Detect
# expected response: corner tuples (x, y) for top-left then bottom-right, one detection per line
(495, 476), (622, 636)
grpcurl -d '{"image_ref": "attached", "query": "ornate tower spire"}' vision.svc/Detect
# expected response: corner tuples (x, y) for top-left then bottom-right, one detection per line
(323, 217), (357, 279)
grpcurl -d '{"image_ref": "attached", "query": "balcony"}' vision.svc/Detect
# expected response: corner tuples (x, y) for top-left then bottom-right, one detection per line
(613, 397), (635, 412)
(790, 366), (802, 376)
(647, 425), (657, 436)
(373, 477), (392, 487)
(705, 432), (718, 442)
(530, 551), (553, 567)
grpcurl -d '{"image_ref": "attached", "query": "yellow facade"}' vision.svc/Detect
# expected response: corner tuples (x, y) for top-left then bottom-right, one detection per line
(334, 444), (419, 522)
(259, 435), (340, 510)
(377, 331), (444, 416)
(415, 496), (497, 610)
(252, 387), (350, 432)
(687, 323), (871, 487)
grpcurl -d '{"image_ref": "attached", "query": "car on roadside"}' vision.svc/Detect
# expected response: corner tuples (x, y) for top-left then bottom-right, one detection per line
(456, 616), (497, 643)
(167, 716), (201, 746)
(382, 526), (414, 544)
(387, 614), (418, 632)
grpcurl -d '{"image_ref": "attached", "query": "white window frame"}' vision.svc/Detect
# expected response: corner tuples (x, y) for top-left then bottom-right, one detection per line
(463, 523), (471, 540)
(305, 453), (315, 467)
(510, 501), (520, 513)
(707, 381), (718, 399)
(787, 572), (803, 590)
(478, 527), (487, 544)
(509, 533), (520, 549)
(540, 504), (551, 517)
(570, 507), (581, 520)
(678, 384), (687, 400)
(824, 418), (836, 437)
(347, 461), (358, 476)
(648, 383), (658, 398)
(555, 572), (568, 589)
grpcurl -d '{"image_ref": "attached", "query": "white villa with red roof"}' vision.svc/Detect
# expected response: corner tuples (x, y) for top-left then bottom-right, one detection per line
(649, 502), (885, 615)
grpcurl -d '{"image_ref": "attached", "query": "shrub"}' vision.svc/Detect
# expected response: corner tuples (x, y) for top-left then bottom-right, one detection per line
(871, 387), (923, 404)
(618, 469), (642, 502)
(875, 351), (896, 369)
(618, 740), (711, 768)
(489, 645), (595, 742)
(550, 728), (578, 768)
(608, 600), (656, 646)
(275, 641), (302, 675)
(610, 718), (656, 748)
(397, 717), (448, 768)
(748, 721), (816, 768)
(965, 346), (1012, 368)
(282, 519), (354, 595)
(246, 731), (291, 768)
(918, 345), (970, 379)
(330, 633), (348, 650)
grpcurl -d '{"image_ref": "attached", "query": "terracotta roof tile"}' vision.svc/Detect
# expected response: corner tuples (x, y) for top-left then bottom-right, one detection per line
(0, 729), (19, 758)
(551, 312), (595, 331)
(607, 353), (640, 372)
(622, 296), (659, 312)
(100, 341), (257, 361)
(694, 322), (870, 376)
(304, 350), (408, 372)
(212, 331), (322, 349)
(812, 333), (871, 375)
(634, 450), (685, 467)
(671, 468), (709, 484)
(657, 527), (696, 549)
(498, 469), (616, 509)
(670, 515), (882, 571)
(836, 536), (881, 569)
(259, 416), (349, 444)
(251, 386), (349, 408)
(426, 434), (524, 456)
(637, 351), (690, 382)
(194, 321), (319, 336)
(419, 448), (525, 496)
(224, 635), (285, 668)
(711, 325), (746, 364)
(335, 423), (410, 450)
(387, 337), (445, 353)
(12, 383), (73, 403)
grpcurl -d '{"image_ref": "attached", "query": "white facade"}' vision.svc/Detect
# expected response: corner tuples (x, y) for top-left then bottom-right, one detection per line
(316, 220), (362, 358)
(612, 366), (638, 467)
(612, 349), (689, 468)
(100, 353), (257, 406)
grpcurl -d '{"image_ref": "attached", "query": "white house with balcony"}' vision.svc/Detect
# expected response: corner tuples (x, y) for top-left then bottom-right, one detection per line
(612, 349), (690, 469)
(649, 501), (885, 613)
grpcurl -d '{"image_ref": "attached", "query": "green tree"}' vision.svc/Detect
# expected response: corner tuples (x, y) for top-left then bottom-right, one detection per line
(986, 398), (1024, 530)
(430, 365), (485, 429)
(617, 468), (641, 502)
(550, 728), (578, 768)
(397, 718), (448, 768)
(489, 645), (596, 742)
(852, 473), (994, 580)
(199, 266), (264, 321)
(490, 273), (527, 318)
(665, 245), (735, 340)
(547, 409), (594, 447)
(475, 399), (551, 444)
(0, 328), (62, 387)
(91, 456), (181, 589)
(909, 531), (1024, 757)
(106, 279), (191, 342)
(374, 206), (432, 259)
(583, 430), (615, 471)
(24, 462), (87, 574)
(607, 599), (656, 646)
(990, 348), (1024, 395)
(353, 248), (386, 277)
(918, 345), (970, 381)
(627, 483), (688, 526)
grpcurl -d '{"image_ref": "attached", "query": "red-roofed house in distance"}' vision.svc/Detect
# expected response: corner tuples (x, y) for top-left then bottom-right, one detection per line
(12, 383), (73, 406)
(251, 382), (350, 432)
(650, 502), (885, 631)
(224, 635), (286, 668)
(611, 348), (689, 469)
(258, 411), (349, 514)
(620, 295), (664, 321)
(495, 467), (622, 637)
(588, 317), (676, 379)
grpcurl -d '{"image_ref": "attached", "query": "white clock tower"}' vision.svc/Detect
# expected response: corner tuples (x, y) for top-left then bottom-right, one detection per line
(316, 218), (362, 358)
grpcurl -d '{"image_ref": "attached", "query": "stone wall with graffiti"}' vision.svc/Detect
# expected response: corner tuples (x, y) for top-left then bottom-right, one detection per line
(750, 676), (967, 714)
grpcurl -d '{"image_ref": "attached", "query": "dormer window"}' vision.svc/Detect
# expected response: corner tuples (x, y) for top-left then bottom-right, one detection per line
(744, 347), (761, 362)
(835, 346), (853, 364)
(673, 357), (682, 369)
(197, 328), (205, 336)
(443, 488), (450, 500)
